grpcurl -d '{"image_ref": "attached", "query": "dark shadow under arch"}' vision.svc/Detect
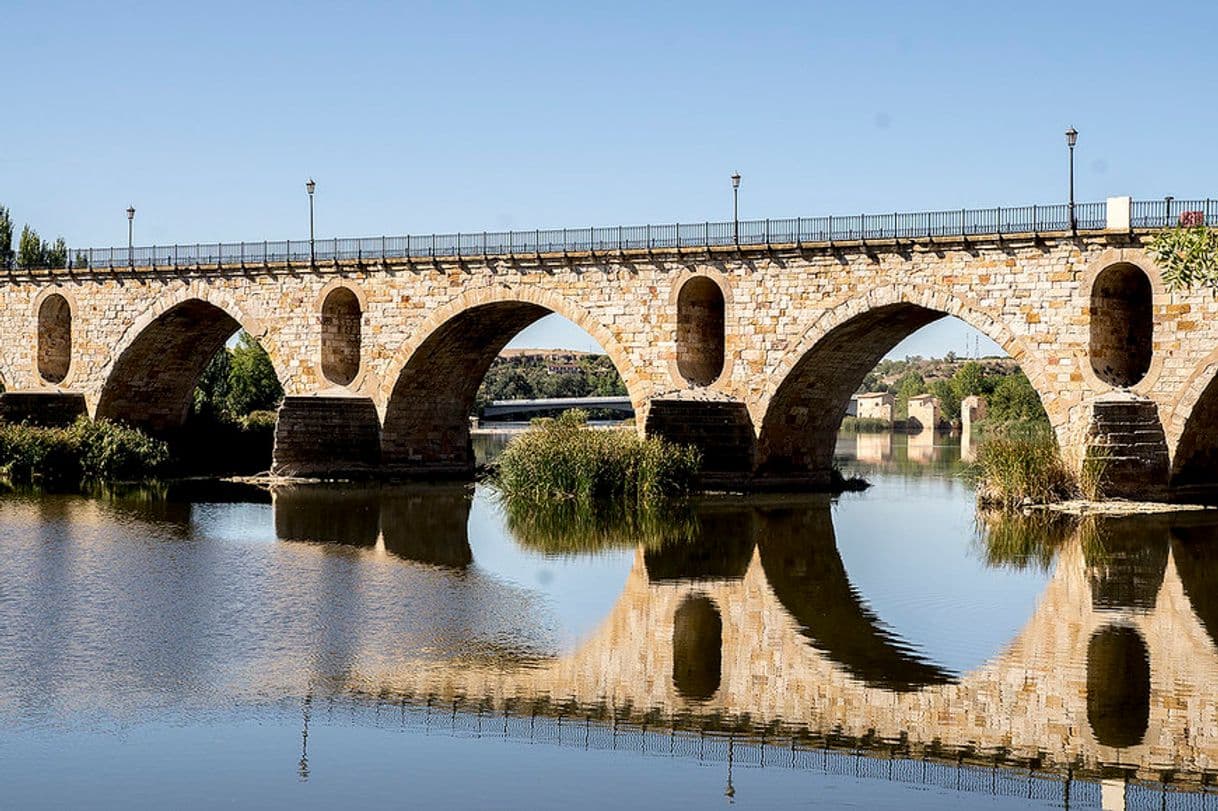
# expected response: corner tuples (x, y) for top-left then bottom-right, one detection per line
(97, 299), (245, 435)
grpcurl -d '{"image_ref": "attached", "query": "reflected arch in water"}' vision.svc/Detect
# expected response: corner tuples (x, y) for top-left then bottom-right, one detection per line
(672, 594), (722, 701)
(754, 502), (956, 691)
(1086, 624), (1151, 749)
(1169, 524), (1218, 649)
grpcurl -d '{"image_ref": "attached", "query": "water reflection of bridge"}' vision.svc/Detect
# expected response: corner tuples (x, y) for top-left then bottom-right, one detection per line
(263, 485), (1218, 795)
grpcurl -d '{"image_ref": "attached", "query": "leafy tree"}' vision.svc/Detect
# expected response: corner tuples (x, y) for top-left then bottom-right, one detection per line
(193, 347), (233, 419)
(0, 206), (12, 268)
(45, 237), (67, 269)
(17, 225), (44, 269)
(988, 370), (1048, 425)
(893, 371), (927, 418)
(930, 378), (961, 423)
(227, 332), (284, 415)
(950, 360), (989, 400)
(191, 332), (282, 419)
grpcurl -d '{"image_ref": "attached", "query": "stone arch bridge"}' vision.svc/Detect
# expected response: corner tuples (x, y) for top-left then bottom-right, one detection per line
(6, 197), (1218, 496)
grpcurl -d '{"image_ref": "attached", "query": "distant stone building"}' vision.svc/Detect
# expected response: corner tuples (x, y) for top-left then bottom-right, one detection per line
(907, 394), (940, 430)
(855, 392), (895, 422)
(961, 395), (987, 435)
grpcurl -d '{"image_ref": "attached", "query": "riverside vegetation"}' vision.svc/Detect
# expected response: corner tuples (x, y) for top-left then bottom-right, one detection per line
(0, 418), (169, 487)
(491, 410), (700, 507)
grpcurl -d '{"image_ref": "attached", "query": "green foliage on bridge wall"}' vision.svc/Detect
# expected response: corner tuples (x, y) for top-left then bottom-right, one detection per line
(1147, 226), (1218, 290)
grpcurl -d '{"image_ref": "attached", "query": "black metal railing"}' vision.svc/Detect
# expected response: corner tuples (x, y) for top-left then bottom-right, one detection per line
(15, 198), (1214, 272)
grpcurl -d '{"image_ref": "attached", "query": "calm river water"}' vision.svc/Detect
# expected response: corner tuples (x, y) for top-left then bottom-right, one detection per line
(3, 430), (1218, 809)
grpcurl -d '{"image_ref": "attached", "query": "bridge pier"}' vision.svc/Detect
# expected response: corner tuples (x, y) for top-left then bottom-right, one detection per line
(271, 396), (381, 478)
(643, 398), (758, 490)
(1081, 394), (1170, 501)
(0, 392), (88, 427)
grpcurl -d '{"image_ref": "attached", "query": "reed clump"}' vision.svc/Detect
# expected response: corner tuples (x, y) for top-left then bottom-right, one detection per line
(971, 426), (1083, 509)
(0, 418), (169, 486)
(503, 497), (698, 555)
(491, 410), (701, 507)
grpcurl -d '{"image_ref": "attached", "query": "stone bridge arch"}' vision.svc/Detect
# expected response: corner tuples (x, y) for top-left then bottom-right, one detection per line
(95, 286), (289, 435)
(753, 282), (1059, 481)
(377, 285), (649, 476)
(1163, 349), (1218, 499)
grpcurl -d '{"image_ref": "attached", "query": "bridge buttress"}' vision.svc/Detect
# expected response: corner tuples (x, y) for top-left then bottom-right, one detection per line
(0, 391), (88, 427)
(643, 398), (758, 489)
(271, 396), (381, 478)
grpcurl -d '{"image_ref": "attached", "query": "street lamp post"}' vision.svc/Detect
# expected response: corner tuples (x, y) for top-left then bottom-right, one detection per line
(1165, 195), (1175, 227)
(126, 205), (135, 268)
(731, 171), (741, 245)
(1065, 127), (1078, 236)
(306, 178), (316, 267)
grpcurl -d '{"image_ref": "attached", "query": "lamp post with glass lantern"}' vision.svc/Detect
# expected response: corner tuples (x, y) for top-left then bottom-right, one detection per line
(126, 205), (135, 268)
(731, 172), (741, 245)
(306, 178), (316, 267)
(1065, 127), (1078, 235)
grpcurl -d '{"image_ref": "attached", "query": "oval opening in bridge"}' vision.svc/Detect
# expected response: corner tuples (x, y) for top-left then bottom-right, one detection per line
(37, 293), (71, 384)
(672, 594), (722, 701)
(1090, 263), (1153, 388)
(321, 287), (362, 386)
(1086, 625), (1150, 748)
(676, 276), (725, 386)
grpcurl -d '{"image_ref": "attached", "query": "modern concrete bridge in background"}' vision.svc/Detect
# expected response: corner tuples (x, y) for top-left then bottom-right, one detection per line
(3, 195), (1217, 496)
(480, 395), (633, 420)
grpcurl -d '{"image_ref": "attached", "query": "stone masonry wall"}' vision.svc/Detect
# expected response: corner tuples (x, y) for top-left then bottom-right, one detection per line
(0, 232), (1214, 484)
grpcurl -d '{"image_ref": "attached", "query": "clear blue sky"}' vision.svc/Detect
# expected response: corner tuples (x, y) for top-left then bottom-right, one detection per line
(7, 0), (1216, 357)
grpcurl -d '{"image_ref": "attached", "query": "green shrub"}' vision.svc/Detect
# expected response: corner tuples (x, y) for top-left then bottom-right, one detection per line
(839, 416), (891, 433)
(240, 409), (278, 429)
(0, 418), (168, 486)
(492, 410), (700, 508)
(971, 427), (1076, 508)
